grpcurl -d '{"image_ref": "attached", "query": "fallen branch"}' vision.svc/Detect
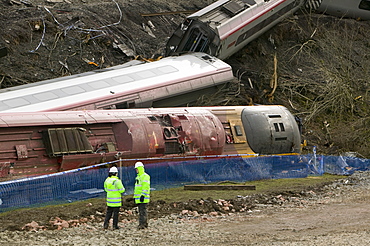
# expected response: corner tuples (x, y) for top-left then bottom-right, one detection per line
(268, 54), (278, 100)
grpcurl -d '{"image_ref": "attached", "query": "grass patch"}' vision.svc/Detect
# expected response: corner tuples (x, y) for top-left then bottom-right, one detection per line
(150, 174), (345, 202)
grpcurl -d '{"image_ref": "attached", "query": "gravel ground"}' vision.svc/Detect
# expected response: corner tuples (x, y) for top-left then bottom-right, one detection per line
(1, 171), (370, 245)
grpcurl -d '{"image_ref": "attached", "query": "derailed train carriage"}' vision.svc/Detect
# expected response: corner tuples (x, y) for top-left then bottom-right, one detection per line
(165, 0), (316, 60)
(0, 53), (233, 112)
(0, 105), (301, 180)
(165, 0), (370, 60)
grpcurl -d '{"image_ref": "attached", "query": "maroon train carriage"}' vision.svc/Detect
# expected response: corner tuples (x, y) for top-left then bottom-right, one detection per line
(0, 105), (301, 181)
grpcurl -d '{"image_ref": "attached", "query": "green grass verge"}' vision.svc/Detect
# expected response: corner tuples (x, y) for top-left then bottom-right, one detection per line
(150, 174), (346, 202)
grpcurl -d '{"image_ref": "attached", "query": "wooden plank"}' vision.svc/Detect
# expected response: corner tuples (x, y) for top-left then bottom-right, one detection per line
(184, 185), (256, 190)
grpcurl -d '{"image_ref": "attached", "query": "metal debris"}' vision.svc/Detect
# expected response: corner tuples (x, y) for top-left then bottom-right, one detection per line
(113, 43), (135, 57)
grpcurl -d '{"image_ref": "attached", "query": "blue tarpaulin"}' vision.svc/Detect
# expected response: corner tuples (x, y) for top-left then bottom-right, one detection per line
(0, 154), (369, 212)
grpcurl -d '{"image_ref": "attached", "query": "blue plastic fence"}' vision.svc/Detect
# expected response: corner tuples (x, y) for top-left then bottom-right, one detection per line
(0, 154), (369, 212)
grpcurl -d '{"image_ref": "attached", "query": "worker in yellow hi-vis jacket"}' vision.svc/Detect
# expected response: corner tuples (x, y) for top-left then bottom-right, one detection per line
(133, 161), (150, 229)
(103, 166), (125, 230)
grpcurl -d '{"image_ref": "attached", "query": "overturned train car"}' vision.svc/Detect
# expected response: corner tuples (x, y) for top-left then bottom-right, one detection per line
(165, 0), (315, 60)
(165, 0), (370, 60)
(0, 105), (301, 180)
(0, 53), (233, 112)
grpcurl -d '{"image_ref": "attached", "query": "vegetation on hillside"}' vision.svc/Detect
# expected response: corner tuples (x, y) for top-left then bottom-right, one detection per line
(224, 14), (370, 158)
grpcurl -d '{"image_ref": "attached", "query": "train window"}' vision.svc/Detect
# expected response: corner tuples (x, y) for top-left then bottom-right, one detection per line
(112, 75), (134, 84)
(242, 0), (256, 5)
(275, 137), (287, 141)
(273, 123), (285, 132)
(33, 92), (58, 101)
(52, 89), (67, 97)
(148, 116), (157, 122)
(268, 114), (281, 118)
(102, 105), (116, 109)
(279, 123), (285, 132)
(156, 65), (178, 74)
(359, 0), (370, 10)
(61, 86), (85, 95)
(137, 70), (156, 79)
(183, 29), (209, 53)
(88, 80), (110, 89)
(116, 101), (135, 109)
(0, 102), (10, 111)
(184, 29), (199, 51)
(164, 128), (172, 138)
(195, 36), (209, 52)
(3, 98), (30, 107)
(178, 115), (188, 120)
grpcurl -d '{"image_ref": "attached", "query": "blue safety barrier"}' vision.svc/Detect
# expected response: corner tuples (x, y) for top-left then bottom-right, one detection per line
(0, 154), (369, 212)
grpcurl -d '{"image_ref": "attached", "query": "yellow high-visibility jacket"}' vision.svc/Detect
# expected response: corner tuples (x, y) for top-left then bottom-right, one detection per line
(134, 166), (150, 204)
(104, 176), (125, 207)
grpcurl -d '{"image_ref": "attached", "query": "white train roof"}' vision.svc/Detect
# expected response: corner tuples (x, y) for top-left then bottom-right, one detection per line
(0, 53), (231, 112)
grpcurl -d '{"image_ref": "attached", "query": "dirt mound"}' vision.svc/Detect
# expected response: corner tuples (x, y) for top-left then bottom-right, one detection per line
(0, 0), (206, 86)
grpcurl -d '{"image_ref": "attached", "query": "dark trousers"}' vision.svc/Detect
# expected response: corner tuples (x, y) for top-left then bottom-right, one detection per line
(104, 206), (120, 228)
(138, 203), (148, 227)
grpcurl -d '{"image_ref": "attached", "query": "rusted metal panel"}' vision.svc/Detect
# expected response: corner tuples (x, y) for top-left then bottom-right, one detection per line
(60, 154), (109, 171)
(0, 131), (33, 162)
(112, 122), (132, 152)
(15, 145), (28, 159)
(123, 118), (152, 157)
(179, 112), (225, 155)
(9, 160), (59, 177)
(0, 162), (10, 178)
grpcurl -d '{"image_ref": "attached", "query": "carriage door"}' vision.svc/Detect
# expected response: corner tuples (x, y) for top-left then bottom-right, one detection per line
(183, 28), (209, 53)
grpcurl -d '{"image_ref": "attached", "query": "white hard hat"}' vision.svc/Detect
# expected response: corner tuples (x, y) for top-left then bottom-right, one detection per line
(109, 166), (118, 173)
(134, 162), (144, 168)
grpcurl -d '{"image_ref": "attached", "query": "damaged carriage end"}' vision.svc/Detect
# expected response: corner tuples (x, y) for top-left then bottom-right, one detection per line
(165, 0), (370, 60)
(164, 0), (309, 60)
